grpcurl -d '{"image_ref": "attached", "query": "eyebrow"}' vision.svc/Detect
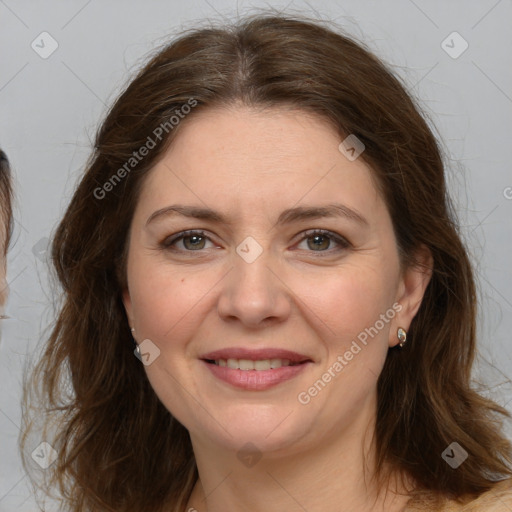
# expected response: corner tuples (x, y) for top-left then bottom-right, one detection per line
(145, 203), (369, 228)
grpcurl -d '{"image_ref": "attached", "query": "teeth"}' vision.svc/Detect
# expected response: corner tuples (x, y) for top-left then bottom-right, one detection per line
(239, 359), (254, 370)
(216, 358), (293, 370)
(227, 359), (239, 369)
(255, 360), (271, 370)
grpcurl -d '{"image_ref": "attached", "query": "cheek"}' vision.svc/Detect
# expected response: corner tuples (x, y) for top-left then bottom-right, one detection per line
(293, 263), (397, 343)
(128, 257), (222, 342)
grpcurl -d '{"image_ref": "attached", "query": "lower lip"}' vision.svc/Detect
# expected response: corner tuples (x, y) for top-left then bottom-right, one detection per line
(203, 361), (311, 390)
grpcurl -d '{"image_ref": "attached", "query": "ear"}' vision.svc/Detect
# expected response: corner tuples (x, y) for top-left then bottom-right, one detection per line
(390, 244), (433, 347)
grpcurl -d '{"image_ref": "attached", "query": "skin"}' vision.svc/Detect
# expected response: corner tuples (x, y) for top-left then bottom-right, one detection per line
(122, 105), (432, 512)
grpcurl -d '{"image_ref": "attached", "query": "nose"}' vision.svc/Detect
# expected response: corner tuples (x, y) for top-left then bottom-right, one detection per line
(217, 246), (291, 329)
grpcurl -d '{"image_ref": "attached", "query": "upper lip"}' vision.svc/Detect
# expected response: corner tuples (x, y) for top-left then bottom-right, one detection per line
(200, 348), (312, 364)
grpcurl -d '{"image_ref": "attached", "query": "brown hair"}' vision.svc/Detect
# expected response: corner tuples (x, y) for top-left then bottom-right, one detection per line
(21, 13), (512, 511)
(0, 149), (13, 256)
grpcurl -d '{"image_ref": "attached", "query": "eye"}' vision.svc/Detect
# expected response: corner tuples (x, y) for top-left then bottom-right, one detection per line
(161, 230), (216, 251)
(160, 229), (350, 255)
(295, 229), (350, 253)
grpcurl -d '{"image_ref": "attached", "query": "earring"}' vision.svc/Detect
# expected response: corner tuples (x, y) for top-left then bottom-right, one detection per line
(130, 327), (140, 353)
(397, 327), (407, 348)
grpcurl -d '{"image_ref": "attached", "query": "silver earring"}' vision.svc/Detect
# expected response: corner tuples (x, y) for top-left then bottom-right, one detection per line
(397, 327), (407, 348)
(130, 327), (139, 353)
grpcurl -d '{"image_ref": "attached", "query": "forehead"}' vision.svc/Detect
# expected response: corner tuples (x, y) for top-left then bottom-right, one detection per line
(135, 106), (383, 224)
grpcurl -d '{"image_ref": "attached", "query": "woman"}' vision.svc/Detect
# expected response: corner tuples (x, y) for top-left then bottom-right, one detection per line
(21, 14), (512, 512)
(0, 149), (12, 321)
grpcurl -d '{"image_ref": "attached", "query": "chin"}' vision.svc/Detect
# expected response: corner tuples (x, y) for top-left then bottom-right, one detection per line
(191, 404), (317, 456)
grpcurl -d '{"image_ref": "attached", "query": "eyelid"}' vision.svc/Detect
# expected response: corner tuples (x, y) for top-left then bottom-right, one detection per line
(161, 229), (216, 249)
(161, 228), (350, 254)
(293, 229), (351, 252)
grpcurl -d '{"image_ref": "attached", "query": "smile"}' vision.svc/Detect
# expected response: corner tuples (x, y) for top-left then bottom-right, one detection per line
(207, 358), (302, 370)
(201, 349), (313, 390)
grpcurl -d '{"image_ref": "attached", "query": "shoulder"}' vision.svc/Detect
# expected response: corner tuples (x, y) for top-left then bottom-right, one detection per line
(406, 478), (512, 511)
(451, 478), (512, 511)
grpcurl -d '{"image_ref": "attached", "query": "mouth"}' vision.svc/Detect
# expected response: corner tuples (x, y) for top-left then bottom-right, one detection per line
(203, 358), (307, 370)
(200, 347), (312, 368)
(200, 348), (313, 390)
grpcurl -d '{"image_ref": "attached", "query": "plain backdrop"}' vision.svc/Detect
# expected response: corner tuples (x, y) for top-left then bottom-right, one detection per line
(1, 0), (511, 510)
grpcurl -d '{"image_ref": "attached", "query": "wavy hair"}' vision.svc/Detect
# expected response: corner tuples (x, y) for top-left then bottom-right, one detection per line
(0, 149), (13, 256)
(21, 13), (512, 512)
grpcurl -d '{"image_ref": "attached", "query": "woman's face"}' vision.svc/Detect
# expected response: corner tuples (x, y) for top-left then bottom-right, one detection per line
(123, 106), (430, 455)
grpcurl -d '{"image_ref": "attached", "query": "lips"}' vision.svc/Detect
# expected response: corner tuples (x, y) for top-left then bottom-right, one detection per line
(200, 347), (313, 390)
(200, 348), (312, 364)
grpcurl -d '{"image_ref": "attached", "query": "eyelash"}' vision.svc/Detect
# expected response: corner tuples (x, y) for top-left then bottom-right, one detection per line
(161, 229), (350, 255)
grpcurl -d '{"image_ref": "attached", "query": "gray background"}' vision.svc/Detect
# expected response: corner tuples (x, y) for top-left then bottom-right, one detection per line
(1, 0), (511, 510)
